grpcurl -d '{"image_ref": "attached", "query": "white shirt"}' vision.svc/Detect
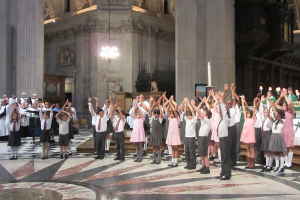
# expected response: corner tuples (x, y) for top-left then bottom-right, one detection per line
(199, 118), (211, 137)
(254, 104), (264, 128)
(19, 108), (30, 127)
(39, 111), (53, 130)
(126, 116), (134, 129)
(184, 116), (197, 138)
(218, 103), (229, 138)
(113, 116), (125, 132)
(95, 115), (109, 133)
(228, 107), (237, 127)
(272, 121), (284, 134)
(233, 105), (241, 124)
(262, 117), (273, 132)
(56, 118), (71, 135)
(88, 103), (97, 126)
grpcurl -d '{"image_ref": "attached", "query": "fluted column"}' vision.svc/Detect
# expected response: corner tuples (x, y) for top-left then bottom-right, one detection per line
(206, 0), (235, 89)
(0, 0), (8, 95)
(176, 0), (235, 101)
(16, 0), (44, 97)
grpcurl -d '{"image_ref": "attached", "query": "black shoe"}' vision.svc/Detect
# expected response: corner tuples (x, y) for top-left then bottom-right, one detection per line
(200, 167), (210, 174)
(197, 167), (205, 172)
(105, 150), (109, 153)
(136, 158), (143, 162)
(64, 154), (68, 159)
(99, 156), (105, 160)
(172, 163), (178, 167)
(220, 175), (230, 180)
(119, 158), (125, 162)
(168, 163), (174, 167)
(95, 156), (101, 159)
(60, 154), (64, 159)
(184, 165), (191, 169)
(151, 160), (156, 164)
(9, 156), (14, 160)
(265, 167), (272, 172)
(114, 157), (120, 160)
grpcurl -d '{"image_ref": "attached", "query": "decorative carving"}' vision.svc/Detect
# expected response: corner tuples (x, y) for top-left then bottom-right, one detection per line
(57, 45), (76, 67)
(73, 0), (94, 11)
(44, 0), (56, 20)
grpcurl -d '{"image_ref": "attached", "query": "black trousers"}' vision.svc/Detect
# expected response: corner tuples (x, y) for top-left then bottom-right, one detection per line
(92, 126), (96, 149)
(255, 128), (264, 164)
(95, 132), (106, 157)
(235, 123), (241, 160)
(219, 137), (232, 178)
(228, 125), (237, 165)
(185, 137), (196, 168)
(114, 132), (125, 159)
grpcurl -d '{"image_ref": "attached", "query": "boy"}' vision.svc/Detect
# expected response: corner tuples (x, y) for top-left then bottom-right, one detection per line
(56, 110), (71, 159)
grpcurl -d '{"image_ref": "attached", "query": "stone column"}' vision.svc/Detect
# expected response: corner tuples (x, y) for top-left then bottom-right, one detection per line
(176, 0), (205, 101)
(176, 0), (235, 101)
(0, 0), (8, 95)
(206, 0), (235, 89)
(16, 0), (44, 97)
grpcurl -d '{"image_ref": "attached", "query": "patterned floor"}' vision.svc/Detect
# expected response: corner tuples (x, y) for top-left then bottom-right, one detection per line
(1, 130), (300, 200)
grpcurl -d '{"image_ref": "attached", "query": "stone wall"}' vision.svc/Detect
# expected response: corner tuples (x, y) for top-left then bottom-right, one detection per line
(45, 8), (174, 116)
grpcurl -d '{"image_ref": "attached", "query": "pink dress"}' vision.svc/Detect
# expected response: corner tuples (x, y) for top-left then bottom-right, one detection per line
(210, 108), (221, 143)
(240, 118), (256, 144)
(166, 118), (182, 146)
(283, 111), (294, 148)
(130, 118), (145, 143)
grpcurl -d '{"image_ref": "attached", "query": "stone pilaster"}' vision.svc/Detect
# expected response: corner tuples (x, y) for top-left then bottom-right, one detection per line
(16, 0), (44, 97)
(176, 0), (235, 101)
(0, 0), (8, 95)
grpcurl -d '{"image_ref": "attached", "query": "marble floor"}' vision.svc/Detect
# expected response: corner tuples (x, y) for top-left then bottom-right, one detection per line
(1, 132), (300, 200)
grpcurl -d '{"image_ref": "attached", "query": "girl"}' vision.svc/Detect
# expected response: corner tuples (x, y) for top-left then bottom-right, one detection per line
(240, 96), (256, 169)
(56, 110), (71, 159)
(130, 107), (146, 162)
(197, 105), (212, 174)
(165, 96), (182, 167)
(268, 108), (287, 174)
(276, 93), (295, 168)
(260, 108), (273, 172)
(39, 109), (53, 159)
(149, 108), (164, 164)
(8, 107), (21, 160)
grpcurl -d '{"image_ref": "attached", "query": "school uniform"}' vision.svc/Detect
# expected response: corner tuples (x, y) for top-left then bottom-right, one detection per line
(27, 107), (42, 141)
(184, 116), (197, 169)
(261, 117), (273, 152)
(233, 105), (242, 160)
(56, 118), (71, 146)
(95, 114), (109, 158)
(198, 117), (211, 157)
(218, 103), (232, 180)
(254, 106), (264, 164)
(150, 117), (164, 163)
(268, 121), (287, 153)
(8, 120), (21, 147)
(228, 106), (238, 165)
(0, 105), (9, 137)
(113, 116), (126, 160)
(39, 111), (53, 143)
(19, 108), (30, 137)
(88, 103), (97, 149)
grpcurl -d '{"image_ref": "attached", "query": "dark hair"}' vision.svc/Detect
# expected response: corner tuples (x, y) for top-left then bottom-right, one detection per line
(96, 108), (104, 113)
(153, 109), (160, 115)
(246, 109), (253, 118)
(186, 110), (192, 116)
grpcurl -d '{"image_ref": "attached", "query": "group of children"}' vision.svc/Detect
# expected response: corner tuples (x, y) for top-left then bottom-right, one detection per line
(88, 84), (297, 180)
(0, 95), (77, 160)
